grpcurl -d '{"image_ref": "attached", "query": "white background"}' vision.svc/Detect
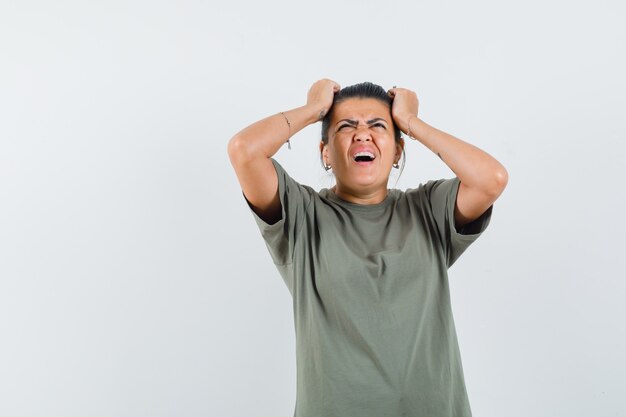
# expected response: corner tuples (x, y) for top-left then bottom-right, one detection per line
(1, 0), (625, 416)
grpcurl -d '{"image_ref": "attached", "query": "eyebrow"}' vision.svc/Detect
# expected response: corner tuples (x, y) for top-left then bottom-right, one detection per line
(336, 118), (388, 126)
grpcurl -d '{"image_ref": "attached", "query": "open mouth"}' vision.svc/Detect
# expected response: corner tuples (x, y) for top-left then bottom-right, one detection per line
(353, 151), (376, 165)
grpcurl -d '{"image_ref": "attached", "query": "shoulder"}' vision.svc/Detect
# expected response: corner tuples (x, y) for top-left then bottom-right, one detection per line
(403, 178), (460, 200)
(270, 157), (317, 197)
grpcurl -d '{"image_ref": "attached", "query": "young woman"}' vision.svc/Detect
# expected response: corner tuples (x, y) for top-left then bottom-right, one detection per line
(227, 79), (508, 417)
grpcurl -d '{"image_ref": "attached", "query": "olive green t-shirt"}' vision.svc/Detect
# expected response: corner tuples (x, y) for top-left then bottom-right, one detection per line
(245, 158), (493, 417)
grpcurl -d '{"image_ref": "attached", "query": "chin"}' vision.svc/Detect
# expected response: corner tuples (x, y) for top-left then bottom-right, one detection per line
(350, 174), (383, 189)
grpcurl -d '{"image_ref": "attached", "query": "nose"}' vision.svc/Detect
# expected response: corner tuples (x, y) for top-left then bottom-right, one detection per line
(354, 124), (372, 142)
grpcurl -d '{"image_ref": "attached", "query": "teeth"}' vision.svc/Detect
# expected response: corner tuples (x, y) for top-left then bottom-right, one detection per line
(353, 151), (375, 160)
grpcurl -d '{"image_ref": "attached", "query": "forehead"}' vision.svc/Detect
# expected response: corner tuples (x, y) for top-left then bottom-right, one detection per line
(331, 98), (391, 123)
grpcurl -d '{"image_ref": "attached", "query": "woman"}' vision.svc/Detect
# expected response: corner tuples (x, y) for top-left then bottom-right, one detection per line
(227, 79), (508, 417)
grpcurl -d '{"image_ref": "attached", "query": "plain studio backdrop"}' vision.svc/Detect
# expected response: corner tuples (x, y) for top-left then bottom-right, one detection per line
(1, 0), (625, 416)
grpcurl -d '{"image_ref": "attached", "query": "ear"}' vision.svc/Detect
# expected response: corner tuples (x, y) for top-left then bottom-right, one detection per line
(395, 138), (405, 160)
(320, 141), (328, 159)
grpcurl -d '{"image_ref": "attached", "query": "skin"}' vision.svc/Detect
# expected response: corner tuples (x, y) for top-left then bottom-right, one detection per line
(386, 85), (508, 230)
(320, 98), (404, 205)
(228, 78), (508, 229)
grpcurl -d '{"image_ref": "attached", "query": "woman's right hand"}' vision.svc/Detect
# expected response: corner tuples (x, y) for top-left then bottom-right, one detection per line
(306, 78), (341, 121)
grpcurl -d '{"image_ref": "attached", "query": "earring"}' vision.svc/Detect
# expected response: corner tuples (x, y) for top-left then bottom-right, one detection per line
(325, 160), (331, 171)
(393, 162), (400, 169)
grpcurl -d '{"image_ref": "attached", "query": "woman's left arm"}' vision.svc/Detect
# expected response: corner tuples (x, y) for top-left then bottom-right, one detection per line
(388, 87), (509, 230)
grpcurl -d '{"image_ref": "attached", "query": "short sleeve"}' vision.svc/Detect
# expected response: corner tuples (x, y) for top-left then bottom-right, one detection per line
(425, 177), (493, 268)
(244, 158), (312, 266)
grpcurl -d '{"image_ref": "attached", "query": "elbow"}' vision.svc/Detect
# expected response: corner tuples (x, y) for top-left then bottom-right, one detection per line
(496, 167), (509, 188)
(227, 135), (253, 164)
(490, 168), (509, 196)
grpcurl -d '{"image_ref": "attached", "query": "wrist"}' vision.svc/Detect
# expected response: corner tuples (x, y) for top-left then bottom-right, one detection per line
(408, 117), (430, 142)
(303, 103), (330, 124)
(397, 114), (418, 137)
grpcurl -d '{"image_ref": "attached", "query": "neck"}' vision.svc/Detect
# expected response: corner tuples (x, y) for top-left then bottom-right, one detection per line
(331, 184), (388, 205)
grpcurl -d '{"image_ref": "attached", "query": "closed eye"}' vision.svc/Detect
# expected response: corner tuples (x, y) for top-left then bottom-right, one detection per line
(338, 122), (386, 131)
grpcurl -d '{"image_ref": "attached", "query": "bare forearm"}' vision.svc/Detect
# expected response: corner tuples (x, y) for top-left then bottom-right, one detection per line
(409, 117), (508, 193)
(228, 104), (324, 159)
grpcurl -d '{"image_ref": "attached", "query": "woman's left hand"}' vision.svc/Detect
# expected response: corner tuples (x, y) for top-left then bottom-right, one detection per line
(387, 86), (419, 134)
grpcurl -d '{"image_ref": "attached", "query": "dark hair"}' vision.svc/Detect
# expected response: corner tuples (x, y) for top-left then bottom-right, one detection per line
(320, 81), (406, 182)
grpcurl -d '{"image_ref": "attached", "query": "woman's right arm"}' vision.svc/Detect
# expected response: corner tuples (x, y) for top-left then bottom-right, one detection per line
(227, 79), (340, 224)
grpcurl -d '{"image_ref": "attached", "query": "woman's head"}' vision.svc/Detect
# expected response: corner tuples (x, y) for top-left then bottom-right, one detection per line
(319, 82), (406, 193)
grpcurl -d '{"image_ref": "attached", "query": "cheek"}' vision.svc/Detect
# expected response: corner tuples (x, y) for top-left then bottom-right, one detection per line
(377, 139), (397, 157)
(330, 140), (350, 156)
